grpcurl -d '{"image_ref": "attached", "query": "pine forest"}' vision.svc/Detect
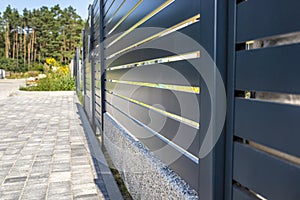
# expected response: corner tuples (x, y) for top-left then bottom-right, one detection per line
(0, 5), (84, 72)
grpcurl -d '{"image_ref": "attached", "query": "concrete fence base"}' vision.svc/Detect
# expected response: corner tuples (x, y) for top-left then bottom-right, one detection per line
(103, 113), (198, 200)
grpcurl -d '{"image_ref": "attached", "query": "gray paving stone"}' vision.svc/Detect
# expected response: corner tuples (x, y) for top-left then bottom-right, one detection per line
(0, 191), (21, 200)
(21, 184), (47, 200)
(74, 193), (99, 200)
(0, 91), (114, 199)
(20, 192), (46, 200)
(0, 182), (24, 192)
(4, 176), (27, 184)
(31, 164), (51, 174)
(47, 194), (73, 200)
(48, 181), (72, 195)
(52, 163), (70, 172)
(6, 172), (28, 179)
(26, 178), (48, 187)
(49, 172), (71, 183)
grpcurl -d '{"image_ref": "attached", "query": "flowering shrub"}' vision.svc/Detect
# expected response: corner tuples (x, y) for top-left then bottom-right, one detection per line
(57, 65), (70, 75)
(20, 58), (75, 91)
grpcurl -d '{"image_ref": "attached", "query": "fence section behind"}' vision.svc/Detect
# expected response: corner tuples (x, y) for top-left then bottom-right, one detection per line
(227, 0), (300, 199)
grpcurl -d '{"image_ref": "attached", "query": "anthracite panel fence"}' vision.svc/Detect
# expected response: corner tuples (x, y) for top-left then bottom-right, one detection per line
(227, 0), (300, 200)
(72, 0), (300, 199)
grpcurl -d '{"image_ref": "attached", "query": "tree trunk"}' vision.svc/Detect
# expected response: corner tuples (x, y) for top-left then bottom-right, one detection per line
(5, 22), (10, 58)
(28, 37), (31, 69)
(34, 31), (37, 63)
(34, 49), (37, 64)
(20, 31), (23, 61)
(16, 30), (19, 59)
(63, 28), (66, 63)
(39, 44), (42, 65)
(12, 32), (16, 59)
(60, 46), (63, 63)
(31, 29), (35, 62)
(16, 31), (19, 61)
(23, 23), (27, 65)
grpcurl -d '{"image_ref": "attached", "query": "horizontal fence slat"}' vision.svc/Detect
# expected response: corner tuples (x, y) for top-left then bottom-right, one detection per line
(96, 110), (102, 119)
(104, 0), (123, 23)
(236, 43), (300, 94)
(105, 25), (200, 67)
(103, 0), (128, 26)
(104, 0), (165, 44)
(234, 142), (300, 200)
(92, 0), (99, 8)
(95, 90), (101, 97)
(106, 48), (171, 67)
(103, 0), (116, 16)
(92, 13), (100, 23)
(104, 0), (199, 47)
(235, 98), (300, 158)
(96, 109), (102, 116)
(236, 0), (300, 42)
(104, 0), (140, 31)
(105, 82), (200, 122)
(95, 98), (101, 106)
(105, 102), (199, 189)
(105, 92), (199, 157)
(95, 73), (101, 82)
(232, 185), (258, 200)
(84, 96), (92, 119)
(105, 21), (200, 61)
(106, 55), (201, 87)
(95, 116), (102, 130)
(93, 21), (100, 31)
(106, 59), (200, 84)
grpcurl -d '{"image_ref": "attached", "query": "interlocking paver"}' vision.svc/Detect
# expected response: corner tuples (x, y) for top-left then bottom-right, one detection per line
(0, 91), (107, 199)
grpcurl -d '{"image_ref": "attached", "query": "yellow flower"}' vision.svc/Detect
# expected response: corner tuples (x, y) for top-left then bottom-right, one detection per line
(45, 58), (58, 67)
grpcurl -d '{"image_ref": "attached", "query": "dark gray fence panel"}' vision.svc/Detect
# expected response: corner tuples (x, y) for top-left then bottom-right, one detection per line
(235, 98), (300, 158)
(236, 43), (300, 94)
(236, 0), (300, 43)
(101, 0), (204, 191)
(234, 142), (300, 200)
(105, 91), (199, 156)
(91, 0), (105, 129)
(83, 18), (93, 120)
(73, 47), (81, 94)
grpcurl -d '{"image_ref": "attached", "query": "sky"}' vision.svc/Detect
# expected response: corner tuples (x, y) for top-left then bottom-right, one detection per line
(0, 0), (92, 20)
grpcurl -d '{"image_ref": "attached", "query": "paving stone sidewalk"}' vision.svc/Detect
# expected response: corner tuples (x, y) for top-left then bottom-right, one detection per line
(0, 91), (113, 200)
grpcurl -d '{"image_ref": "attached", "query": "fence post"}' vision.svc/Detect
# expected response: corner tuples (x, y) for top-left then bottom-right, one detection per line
(224, 1), (237, 199)
(99, 0), (105, 140)
(82, 30), (86, 99)
(89, 4), (96, 131)
(198, 0), (228, 199)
